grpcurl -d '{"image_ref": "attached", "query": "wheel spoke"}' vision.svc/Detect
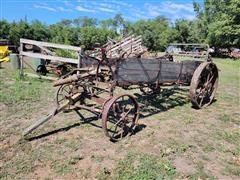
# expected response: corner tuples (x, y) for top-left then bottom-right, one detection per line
(103, 95), (138, 141)
(56, 84), (75, 110)
(196, 87), (203, 98)
(111, 118), (124, 138)
(207, 75), (214, 85)
(63, 88), (70, 94)
(199, 93), (205, 107)
(58, 97), (66, 103)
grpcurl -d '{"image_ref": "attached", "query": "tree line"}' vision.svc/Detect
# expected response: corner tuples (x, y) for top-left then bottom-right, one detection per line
(0, 0), (239, 52)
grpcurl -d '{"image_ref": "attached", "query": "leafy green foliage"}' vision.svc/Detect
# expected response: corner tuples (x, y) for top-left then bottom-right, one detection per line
(194, 0), (240, 48)
(79, 27), (115, 49)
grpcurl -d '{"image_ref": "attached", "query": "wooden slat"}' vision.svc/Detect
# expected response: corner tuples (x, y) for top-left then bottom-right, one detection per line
(20, 38), (82, 51)
(39, 45), (56, 56)
(107, 36), (133, 50)
(25, 72), (58, 81)
(107, 35), (142, 51)
(21, 51), (78, 64)
(108, 36), (142, 53)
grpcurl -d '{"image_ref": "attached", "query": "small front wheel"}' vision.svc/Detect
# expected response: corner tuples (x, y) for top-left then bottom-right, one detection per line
(102, 94), (139, 141)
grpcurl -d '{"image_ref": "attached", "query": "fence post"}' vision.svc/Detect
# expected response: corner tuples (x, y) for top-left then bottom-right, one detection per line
(19, 42), (24, 78)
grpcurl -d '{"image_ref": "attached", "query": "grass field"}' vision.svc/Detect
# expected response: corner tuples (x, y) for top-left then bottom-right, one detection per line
(0, 58), (239, 179)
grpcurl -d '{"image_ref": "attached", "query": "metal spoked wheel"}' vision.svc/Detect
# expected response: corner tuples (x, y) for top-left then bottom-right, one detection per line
(56, 84), (75, 110)
(102, 94), (139, 142)
(190, 62), (218, 109)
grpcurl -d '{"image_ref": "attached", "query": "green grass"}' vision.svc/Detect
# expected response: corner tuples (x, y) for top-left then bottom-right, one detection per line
(51, 162), (73, 175)
(97, 152), (177, 180)
(0, 72), (52, 106)
(216, 130), (240, 145)
(224, 164), (240, 176)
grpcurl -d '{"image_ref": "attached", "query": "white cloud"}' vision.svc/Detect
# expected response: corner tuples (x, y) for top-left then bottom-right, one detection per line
(97, 7), (117, 13)
(34, 0), (195, 21)
(89, 2), (120, 13)
(108, 0), (130, 7)
(63, 1), (73, 7)
(158, 1), (194, 14)
(33, 5), (56, 12)
(144, 1), (195, 20)
(57, 6), (72, 12)
(76, 5), (96, 13)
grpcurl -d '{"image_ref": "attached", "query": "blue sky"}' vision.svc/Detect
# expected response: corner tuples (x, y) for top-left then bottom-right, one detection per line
(0, 0), (202, 24)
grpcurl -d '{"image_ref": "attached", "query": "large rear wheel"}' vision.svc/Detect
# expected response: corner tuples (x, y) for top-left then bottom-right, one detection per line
(190, 62), (218, 109)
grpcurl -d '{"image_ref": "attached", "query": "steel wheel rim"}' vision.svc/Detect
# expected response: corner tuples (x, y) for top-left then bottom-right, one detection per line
(56, 84), (74, 108)
(190, 62), (218, 109)
(102, 94), (139, 141)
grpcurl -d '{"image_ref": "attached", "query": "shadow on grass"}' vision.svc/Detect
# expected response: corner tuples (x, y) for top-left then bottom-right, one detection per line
(26, 115), (98, 141)
(26, 111), (147, 142)
(134, 87), (190, 119)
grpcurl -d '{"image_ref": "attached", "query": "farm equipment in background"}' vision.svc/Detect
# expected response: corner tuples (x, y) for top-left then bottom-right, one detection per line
(166, 43), (209, 59)
(23, 44), (219, 142)
(230, 48), (240, 59)
(0, 40), (10, 64)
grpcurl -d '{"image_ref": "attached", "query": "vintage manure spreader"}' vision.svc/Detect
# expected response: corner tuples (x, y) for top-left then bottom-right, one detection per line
(23, 50), (218, 141)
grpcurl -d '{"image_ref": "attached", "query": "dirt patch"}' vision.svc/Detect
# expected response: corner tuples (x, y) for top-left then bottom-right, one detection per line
(174, 156), (196, 174)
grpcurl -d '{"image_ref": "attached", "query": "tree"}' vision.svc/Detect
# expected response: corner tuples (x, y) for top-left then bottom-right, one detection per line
(49, 24), (77, 45)
(99, 14), (127, 35)
(58, 19), (72, 27)
(174, 19), (202, 43)
(130, 16), (175, 51)
(30, 20), (50, 41)
(8, 20), (33, 46)
(73, 16), (97, 27)
(79, 27), (115, 49)
(0, 20), (10, 40)
(194, 0), (240, 48)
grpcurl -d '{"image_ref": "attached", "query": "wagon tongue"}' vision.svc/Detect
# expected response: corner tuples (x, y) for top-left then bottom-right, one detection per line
(22, 108), (57, 137)
(23, 92), (82, 137)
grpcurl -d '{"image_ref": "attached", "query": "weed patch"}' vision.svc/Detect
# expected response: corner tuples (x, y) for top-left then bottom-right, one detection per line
(103, 152), (177, 179)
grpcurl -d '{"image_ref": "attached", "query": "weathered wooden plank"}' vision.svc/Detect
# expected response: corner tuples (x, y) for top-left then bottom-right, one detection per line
(107, 36), (142, 52)
(38, 45), (56, 56)
(25, 72), (58, 81)
(21, 51), (79, 64)
(110, 39), (142, 52)
(20, 38), (82, 51)
(106, 36), (133, 50)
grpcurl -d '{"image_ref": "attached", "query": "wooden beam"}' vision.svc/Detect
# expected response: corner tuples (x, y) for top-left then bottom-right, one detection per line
(21, 51), (79, 64)
(25, 72), (58, 81)
(38, 45), (56, 56)
(20, 38), (82, 51)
